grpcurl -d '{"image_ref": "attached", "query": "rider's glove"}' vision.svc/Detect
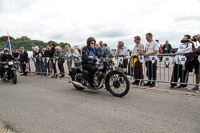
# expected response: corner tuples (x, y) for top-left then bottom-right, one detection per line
(88, 56), (93, 59)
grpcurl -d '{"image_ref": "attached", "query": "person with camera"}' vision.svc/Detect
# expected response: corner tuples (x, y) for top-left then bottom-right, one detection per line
(170, 35), (196, 89)
(82, 37), (102, 88)
(188, 34), (200, 93)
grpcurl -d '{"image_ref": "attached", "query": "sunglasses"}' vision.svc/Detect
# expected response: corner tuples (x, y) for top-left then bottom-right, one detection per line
(90, 43), (95, 44)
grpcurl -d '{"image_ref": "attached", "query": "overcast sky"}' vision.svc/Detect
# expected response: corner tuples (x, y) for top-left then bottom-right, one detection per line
(0, 0), (200, 49)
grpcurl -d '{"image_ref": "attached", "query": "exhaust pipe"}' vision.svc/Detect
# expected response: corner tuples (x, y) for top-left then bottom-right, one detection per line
(69, 79), (86, 88)
(69, 79), (103, 90)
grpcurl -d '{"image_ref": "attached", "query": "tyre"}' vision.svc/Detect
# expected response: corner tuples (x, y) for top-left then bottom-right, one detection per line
(105, 71), (130, 97)
(12, 71), (17, 84)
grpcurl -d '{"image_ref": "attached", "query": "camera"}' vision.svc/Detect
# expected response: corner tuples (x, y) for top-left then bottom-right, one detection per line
(170, 48), (178, 53)
(181, 37), (197, 43)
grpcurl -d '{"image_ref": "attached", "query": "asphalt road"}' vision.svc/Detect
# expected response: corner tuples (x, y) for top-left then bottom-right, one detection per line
(0, 75), (200, 133)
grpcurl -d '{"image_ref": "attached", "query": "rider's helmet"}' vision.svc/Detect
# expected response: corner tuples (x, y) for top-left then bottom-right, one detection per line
(4, 48), (9, 53)
(87, 37), (96, 47)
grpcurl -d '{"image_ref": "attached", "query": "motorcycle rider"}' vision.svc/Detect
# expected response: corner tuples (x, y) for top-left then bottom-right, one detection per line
(0, 48), (16, 78)
(82, 37), (102, 87)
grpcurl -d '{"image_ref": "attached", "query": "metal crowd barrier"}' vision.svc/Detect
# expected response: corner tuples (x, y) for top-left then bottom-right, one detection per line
(121, 53), (200, 88)
(27, 54), (200, 89)
(28, 57), (81, 77)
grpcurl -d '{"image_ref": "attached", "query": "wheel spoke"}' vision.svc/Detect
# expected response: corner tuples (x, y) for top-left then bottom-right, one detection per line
(110, 75), (115, 81)
(119, 86), (123, 92)
(115, 74), (119, 80)
(107, 73), (129, 96)
(117, 87), (120, 93)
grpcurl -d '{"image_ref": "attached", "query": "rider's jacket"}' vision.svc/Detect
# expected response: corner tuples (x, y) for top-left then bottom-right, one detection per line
(82, 46), (102, 64)
(0, 54), (15, 62)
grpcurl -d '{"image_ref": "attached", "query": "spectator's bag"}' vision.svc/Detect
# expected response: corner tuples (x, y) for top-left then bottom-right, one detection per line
(25, 63), (30, 72)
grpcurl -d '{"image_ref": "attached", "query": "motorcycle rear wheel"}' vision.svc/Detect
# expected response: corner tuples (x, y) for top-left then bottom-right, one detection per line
(73, 73), (85, 90)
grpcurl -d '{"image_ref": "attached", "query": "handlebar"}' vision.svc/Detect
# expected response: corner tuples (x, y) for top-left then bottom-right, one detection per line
(0, 60), (18, 65)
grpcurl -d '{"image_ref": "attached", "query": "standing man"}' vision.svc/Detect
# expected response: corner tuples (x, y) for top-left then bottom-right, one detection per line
(162, 40), (172, 54)
(116, 41), (128, 57)
(54, 46), (65, 78)
(102, 43), (114, 58)
(49, 43), (56, 78)
(116, 41), (128, 73)
(162, 40), (172, 68)
(99, 41), (103, 48)
(33, 46), (42, 74)
(132, 36), (144, 85)
(13, 49), (19, 58)
(44, 45), (51, 76)
(158, 44), (163, 62)
(70, 47), (80, 58)
(144, 33), (159, 87)
(64, 45), (72, 74)
(19, 47), (28, 76)
(41, 47), (47, 76)
(69, 47), (80, 67)
(188, 34), (200, 93)
(94, 44), (103, 57)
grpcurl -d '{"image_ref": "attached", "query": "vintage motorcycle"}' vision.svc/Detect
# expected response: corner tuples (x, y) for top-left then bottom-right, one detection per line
(69, 57), (130, 97)
(0, 60), (18, 84)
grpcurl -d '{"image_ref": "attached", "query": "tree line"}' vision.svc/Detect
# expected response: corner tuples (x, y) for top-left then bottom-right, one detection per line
(0, 36), (71, 51)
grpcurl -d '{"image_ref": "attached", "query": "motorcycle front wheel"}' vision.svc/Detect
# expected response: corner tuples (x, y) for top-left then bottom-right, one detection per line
(12, 71), (17, 84)
(105, 71), (130, 97)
